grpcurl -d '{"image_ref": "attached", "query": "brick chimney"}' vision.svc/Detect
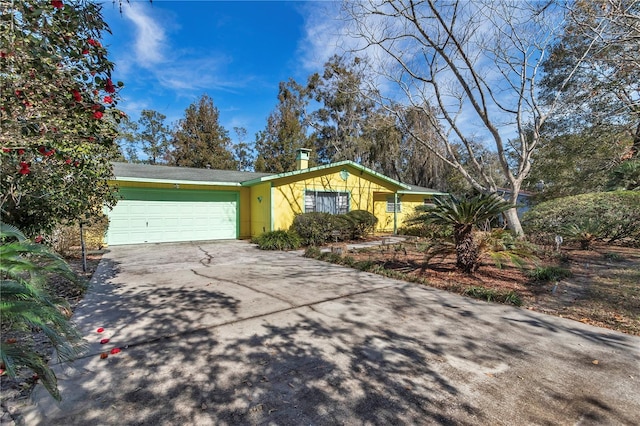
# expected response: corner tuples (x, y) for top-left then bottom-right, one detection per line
(295, 148), (311, 170)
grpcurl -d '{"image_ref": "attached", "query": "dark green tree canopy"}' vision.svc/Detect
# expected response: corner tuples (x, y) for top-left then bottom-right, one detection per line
(254, 80), (312, 173)
(308, 55), (377, 165)
(169, 94), (236, 170)
(138, 109), (171, 165)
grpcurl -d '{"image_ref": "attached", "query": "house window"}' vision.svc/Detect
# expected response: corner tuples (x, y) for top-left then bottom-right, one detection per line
(305, 191), (349, 214)
(423, 198), (435, 207)
(386, 196), (401, 213)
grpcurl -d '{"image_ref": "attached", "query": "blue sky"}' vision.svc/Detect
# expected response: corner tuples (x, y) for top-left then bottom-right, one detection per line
(102, 1), (343, 143)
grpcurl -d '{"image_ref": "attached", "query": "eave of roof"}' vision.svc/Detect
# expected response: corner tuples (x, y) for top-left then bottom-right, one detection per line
(398, 184), (448, 195)
(112, 176), (243, 187)
(241, 160), (411, 190)
(111, 162), (271, 187)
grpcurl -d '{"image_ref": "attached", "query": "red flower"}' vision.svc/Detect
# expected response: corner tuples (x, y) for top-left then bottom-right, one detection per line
(2, 148), (11, 153)
(93, 111), (103, 119)
(96, 327), (104, 333)
(51, 0), (63, 8)
(100, 338), (110, 344)
(91, 104), (101, 111)
(34, 236), (43, 243)
(18, 149), (25, 155)
(65, 158), (72, 164)
(19, 162), (30, 175)
(103, 96), (113, 104)
(110, 348), (121, 355)
(72, 90), (82, 102)
(38, 146), (47, 154)
(82, 49), (89, 55)
(105, 78), (116, 94)
(87, 39), (100, 47)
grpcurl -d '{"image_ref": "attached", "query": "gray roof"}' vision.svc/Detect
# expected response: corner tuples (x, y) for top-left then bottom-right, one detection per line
(400, 184), (445, 195)
(112, 162), (272, 184)
(112, 162), (447, 195)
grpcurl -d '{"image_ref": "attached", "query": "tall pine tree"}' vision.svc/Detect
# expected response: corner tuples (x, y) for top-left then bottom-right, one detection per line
(254, 80), (312, 173)
(169, 94), (236, 170)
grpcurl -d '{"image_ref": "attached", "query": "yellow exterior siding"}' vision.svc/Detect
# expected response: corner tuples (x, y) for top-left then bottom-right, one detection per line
(270, 165), (398, 232)
(374, 193), (435, 232)
(249, 182), (272, 237)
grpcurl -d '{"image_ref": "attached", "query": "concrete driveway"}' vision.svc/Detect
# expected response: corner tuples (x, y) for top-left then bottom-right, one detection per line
(25, 240), (640, 425)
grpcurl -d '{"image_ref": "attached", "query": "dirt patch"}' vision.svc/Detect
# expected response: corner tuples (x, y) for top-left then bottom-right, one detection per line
(0, 253), (102, 424)
(328, 240), (640, 336)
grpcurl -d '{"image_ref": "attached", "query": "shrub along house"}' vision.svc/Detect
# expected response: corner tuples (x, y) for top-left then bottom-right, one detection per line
(106, 149), (444, 245)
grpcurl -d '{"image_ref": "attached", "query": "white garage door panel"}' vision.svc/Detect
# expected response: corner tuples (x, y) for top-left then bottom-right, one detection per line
(107, 197), (237, 245)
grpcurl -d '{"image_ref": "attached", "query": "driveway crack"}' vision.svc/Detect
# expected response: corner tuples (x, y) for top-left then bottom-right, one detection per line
(191, 269), (296, 307)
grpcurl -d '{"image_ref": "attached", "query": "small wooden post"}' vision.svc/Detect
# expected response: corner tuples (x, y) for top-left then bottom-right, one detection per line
(80, 222), (87, 272)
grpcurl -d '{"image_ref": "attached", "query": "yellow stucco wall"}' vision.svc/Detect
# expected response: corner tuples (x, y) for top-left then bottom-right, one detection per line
(269, 165), (400, 232)
(249, 182), (272, 237)
(373, 193), (435, 232)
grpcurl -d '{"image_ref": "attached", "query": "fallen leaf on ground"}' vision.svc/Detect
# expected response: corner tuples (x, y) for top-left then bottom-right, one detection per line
(592, 360), (599, 365)
(100, 353), (108, 359)
(100, 338), (110, 344)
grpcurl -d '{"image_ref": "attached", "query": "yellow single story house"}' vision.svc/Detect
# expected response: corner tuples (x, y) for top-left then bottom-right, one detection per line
(106, 149), (445, 245)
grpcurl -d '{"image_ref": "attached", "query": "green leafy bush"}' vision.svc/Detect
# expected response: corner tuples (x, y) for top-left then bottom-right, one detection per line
(345, 210), (378, 239)
(523, 191), (640, 246)
(291, 211), (378, 246)
(253, 230), (301, 250)
(291, 212), (335, 246)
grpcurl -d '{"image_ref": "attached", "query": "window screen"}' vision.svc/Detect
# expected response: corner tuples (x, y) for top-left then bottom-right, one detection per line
(305, 191), (349, 214)
(386, 196), (401, 213)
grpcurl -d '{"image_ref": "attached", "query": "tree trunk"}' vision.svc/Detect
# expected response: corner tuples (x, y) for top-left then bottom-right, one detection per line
(503, 207), (524, 237)
(454, 224), (478, 273)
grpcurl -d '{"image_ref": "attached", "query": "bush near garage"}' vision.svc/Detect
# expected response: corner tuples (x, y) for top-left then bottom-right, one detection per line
(290, 211), (379, 246)
(523, 191), (640, 247)
(253, 230), (301, 250)
(290, 212), (335, 246)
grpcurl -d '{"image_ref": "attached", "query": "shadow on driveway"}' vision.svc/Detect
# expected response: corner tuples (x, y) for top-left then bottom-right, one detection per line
(24, 241), (640, 425)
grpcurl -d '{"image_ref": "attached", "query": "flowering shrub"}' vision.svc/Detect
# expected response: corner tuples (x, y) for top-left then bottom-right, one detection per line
(0, 0), (123, 236)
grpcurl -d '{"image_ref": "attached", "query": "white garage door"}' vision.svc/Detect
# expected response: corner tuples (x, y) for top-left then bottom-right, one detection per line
(106, 188), (238, 245)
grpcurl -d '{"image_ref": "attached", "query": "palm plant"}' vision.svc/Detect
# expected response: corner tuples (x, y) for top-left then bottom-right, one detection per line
(560, 219), (603, 250)
(414, 194), (513, 273)
(0, 222), (86, 400)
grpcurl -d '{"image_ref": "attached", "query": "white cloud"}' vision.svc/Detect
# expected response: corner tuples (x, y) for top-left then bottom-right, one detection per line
(123, 3), (166, 67)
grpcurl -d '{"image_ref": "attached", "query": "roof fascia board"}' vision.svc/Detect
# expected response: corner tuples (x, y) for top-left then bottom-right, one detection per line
(113, 177), (241, 187)
(397, 190), (448, 195)
(241, 160), (411, 189)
